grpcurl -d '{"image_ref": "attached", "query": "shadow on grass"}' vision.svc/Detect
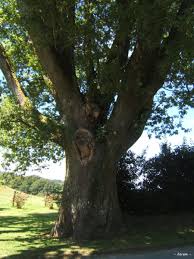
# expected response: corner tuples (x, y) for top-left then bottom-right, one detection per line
(0, 213), (57, 235)
(1, 245), (87, 259)
(0, 212), (102, 258)
(0, 207), (8, 211)
(0, 212), (66, 258)
(2, 213), (194, 258)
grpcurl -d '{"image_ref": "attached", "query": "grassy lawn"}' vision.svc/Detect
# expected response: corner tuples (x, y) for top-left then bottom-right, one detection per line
(1, 185), (194, 258)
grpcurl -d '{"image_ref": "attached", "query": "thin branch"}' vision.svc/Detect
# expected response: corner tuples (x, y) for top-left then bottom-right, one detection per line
(107, 0), (131, 68)
(0, 44), (66, 148)
(0, 44), (27, 106)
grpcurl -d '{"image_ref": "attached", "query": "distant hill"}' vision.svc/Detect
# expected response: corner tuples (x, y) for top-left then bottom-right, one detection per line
(0, 172), (63, 195)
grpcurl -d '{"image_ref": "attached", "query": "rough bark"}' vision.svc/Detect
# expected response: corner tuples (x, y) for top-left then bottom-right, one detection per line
(51, 142), (122, 240)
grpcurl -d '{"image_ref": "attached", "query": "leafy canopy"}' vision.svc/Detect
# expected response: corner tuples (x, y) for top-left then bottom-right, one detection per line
(0, 0), (193, 171)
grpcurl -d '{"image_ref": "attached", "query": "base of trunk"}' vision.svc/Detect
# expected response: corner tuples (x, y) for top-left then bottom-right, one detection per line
(51, 205), (123, 240)
(51, 144), (123, 240)
(50, 209), (73, 238)
(51, 178), (123, 240)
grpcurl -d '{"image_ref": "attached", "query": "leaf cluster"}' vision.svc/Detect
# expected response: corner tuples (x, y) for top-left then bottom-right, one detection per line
(0, 97), (63, 171)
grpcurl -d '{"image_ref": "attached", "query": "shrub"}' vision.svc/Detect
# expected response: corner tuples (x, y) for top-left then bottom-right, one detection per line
(44, 193), (62, 209)
(12, 191), (28, 209)
(117, 142), (194, 215)
(44, 193), (54, 209)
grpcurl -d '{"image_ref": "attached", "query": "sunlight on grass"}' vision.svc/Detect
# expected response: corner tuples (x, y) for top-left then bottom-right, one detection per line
(1, 185), (194, 258)
(0, 186), (58, 257)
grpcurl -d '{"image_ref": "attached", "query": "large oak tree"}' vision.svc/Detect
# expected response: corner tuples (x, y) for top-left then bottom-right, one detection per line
(0, 0), (193, 240)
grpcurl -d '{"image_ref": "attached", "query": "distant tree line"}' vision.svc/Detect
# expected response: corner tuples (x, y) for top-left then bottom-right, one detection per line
(117, 142), (194, 214)
(0, 173), (63, 196)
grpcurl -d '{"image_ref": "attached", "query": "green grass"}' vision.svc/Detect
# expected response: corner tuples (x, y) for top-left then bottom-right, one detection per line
(1, 185), (194, 258)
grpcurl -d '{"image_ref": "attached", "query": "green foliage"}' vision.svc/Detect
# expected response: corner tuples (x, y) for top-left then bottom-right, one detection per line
(0, 0), (58, 116)
(0, 0), (193, 169)
(142, 142), (194, 194)
(146, 86), (194, 137)
(0, 0), (64, 171)
(0, 97), (63, 171)
(117, 142), (194, 214)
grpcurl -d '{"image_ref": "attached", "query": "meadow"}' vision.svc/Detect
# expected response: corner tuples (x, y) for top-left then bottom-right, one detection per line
(1, 185), (194, 258)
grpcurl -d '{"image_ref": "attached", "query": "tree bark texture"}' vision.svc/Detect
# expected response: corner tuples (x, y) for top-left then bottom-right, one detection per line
(51, 142), (122, 240)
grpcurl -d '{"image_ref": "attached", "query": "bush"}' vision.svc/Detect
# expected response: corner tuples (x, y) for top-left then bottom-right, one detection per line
(117, 150), (146, 212)
(44, 193), (62, 209)
(12, 191), (28, 209)
(142, 143), (194, 213)
(117, 142), (194, 215)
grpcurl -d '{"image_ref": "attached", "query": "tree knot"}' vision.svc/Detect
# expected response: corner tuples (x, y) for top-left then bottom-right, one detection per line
(74, 128), (95, 166)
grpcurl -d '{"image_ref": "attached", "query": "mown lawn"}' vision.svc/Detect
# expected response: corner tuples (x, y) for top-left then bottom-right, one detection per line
(1, 185), (194, 258)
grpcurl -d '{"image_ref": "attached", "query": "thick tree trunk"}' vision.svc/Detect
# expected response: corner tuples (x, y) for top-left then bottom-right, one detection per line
(51, 143), (122, 240)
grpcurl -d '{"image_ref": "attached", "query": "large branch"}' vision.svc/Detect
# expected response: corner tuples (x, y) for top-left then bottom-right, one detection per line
(16, 0), (82, 118)
(0, 44), (65, 148)
(94, 0), (132, 120)
(84, 0), (97, 97)
(107, 0), (131, 68)
(106, 0), (193, 159)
